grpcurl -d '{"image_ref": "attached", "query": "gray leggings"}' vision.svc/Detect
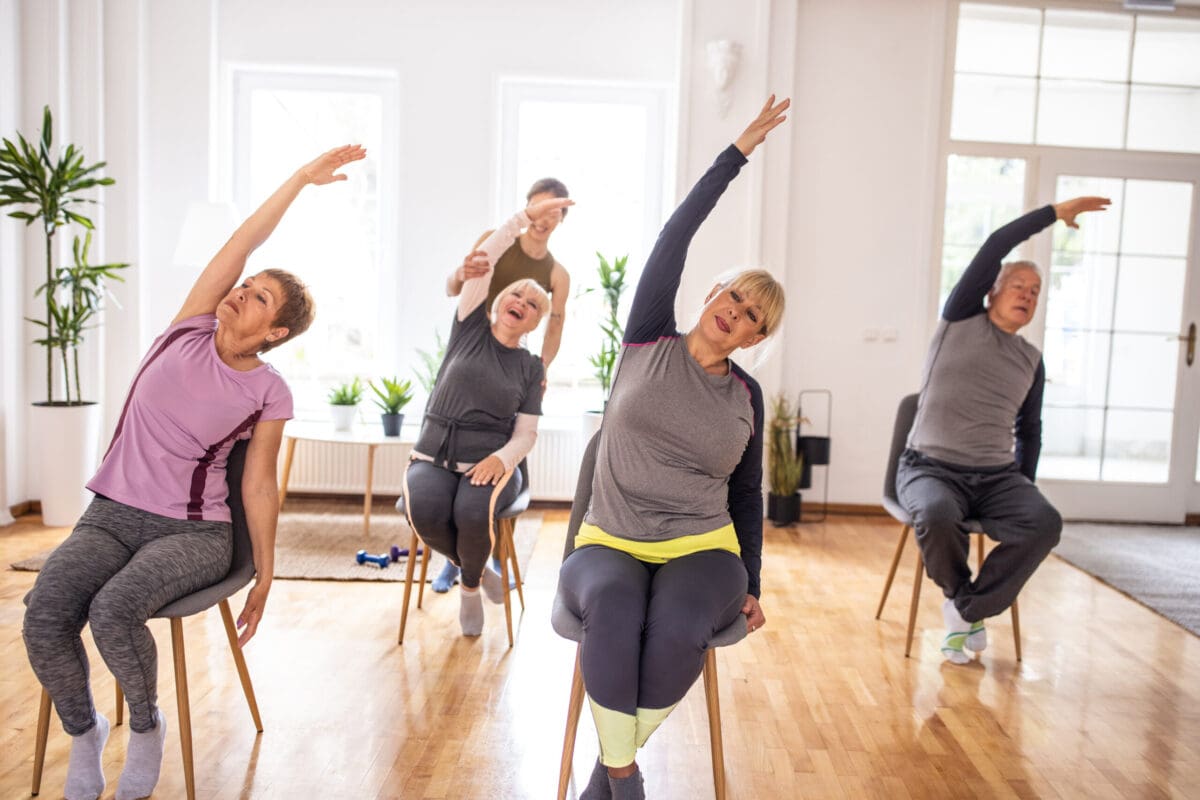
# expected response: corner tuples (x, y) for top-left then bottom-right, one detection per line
(22, 497), (232, 734)
(896, 448), (1062, 621)
(558, 545), (747, 715)
(404, 460), (522, 589)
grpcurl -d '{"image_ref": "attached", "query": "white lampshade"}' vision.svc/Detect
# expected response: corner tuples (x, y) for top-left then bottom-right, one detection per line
(172, 201), (240, 267)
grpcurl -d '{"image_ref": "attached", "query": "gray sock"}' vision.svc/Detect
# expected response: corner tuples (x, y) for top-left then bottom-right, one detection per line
(65, 712), (110, 800)
(480, 566), (506, 604)
(608, 767), (645, 800)
(116, 707), (167, 800)
(460, 590), (484, 636)
(579, 758), (612, 800)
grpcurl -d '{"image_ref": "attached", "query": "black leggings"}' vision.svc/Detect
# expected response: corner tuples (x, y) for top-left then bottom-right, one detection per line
(558, 545), (746, 765)
(404, 460), (522, 589)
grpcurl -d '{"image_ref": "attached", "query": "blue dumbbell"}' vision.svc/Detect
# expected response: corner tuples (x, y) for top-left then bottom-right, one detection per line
(389, 544), (424, 562)
(356, 549), (390, 569)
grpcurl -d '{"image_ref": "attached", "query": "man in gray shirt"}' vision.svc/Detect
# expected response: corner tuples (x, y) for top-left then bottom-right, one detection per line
(899, 195), (1108, 664)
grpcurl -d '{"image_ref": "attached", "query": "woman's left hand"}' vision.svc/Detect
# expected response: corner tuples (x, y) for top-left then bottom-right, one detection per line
(299, 144), (367, 186)
(734, 95), (790, 157)
(466, 456), (508, 486)
(236, 580), (271, 647)
(742, 595), (766, 633)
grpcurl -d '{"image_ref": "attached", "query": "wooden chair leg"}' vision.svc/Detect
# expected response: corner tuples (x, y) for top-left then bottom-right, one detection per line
(219, 599), (264, 732)
(558, 647), (586, 800)
(504, 518), (526, 611)
(32, 688), (51, 796)
(417, 534), (430, 610)
(702, 649), (727, 800)
(499, 530), (515, 648)
(876, 524), (910, 619)
(170, 618), (196, 800)
(398, 530), (420, 645)
(115, 682), (124, 726)
(1011, 598), (1023, 662)
(905, 548), (925, 658)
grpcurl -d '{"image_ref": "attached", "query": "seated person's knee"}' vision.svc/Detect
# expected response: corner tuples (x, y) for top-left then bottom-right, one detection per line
(912, 496), (964, 533)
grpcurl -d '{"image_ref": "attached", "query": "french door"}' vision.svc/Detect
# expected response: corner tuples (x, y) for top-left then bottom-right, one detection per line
(1029, 154), (1200, 522)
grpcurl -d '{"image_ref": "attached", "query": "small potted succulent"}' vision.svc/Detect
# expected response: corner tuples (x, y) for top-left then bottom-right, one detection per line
(328, 377), (364, 432)
(370, 376), (414, 437)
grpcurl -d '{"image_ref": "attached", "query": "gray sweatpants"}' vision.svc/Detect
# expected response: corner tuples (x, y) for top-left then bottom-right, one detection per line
(404, 460), (522, 589)
(558, 545), (747, 714)
(23, 496), (232, 734)
(895, 448), (1061, 622)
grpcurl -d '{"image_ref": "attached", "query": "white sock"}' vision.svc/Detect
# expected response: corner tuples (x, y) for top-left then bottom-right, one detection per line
(65, 712), (109, 800)
(460, 588), (484, 636)
(116, 707), (167, 800)
(966, 619), (987, 653)
(479, 566), (506, 604)
(941, 598), (972, 665)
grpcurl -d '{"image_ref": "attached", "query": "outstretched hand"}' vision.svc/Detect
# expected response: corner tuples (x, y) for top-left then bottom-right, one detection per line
(236, 580), (271, 647)
(734, 95), (790, 157)
(526, 196), (574, 222)
(300, 144), (367, 186)
(1054, 196), (1110, 229)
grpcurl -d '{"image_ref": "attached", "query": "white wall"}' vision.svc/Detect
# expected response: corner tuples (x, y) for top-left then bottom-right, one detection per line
(4, 0), (959, 510)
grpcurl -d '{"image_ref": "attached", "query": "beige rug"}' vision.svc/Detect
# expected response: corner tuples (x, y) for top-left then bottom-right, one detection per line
(9, 498), (542, 584)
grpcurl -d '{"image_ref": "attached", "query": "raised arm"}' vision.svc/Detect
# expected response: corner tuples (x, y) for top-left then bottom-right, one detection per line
(943, 196), (1110, 322)
(446, 230), (494, 297)
(624, 96), (789, 344)
(540, 262), (571, 369)
(172, 145), (366, 325)
(457, 197), (573, 321)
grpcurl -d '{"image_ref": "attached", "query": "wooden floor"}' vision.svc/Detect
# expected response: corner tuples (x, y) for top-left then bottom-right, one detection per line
(2, 509), (1198, 799)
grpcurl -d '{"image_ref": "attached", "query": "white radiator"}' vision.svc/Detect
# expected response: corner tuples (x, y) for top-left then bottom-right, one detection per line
(278, 421), (588, 501)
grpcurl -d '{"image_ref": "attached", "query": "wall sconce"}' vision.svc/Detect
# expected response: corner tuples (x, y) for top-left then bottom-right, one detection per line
(706, 39), (741, 118)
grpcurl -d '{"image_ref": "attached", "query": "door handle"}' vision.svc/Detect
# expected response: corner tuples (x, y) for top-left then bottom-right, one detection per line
(1181, 322), (1196, 367)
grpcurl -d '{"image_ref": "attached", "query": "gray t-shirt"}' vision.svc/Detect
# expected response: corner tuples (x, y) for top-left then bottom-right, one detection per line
(415, 305), (543, 469)
(907, 314), (1041, 468)
(586, 336), (757, 539)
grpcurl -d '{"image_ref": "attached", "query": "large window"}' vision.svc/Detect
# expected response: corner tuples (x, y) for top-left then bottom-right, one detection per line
(496, 80), (672, 415)
(229, 68), (398, 417)
(952, 4), (1200, 153)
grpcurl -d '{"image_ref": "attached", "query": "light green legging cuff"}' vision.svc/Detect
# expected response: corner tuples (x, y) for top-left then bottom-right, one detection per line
(589, 695), (679, 767)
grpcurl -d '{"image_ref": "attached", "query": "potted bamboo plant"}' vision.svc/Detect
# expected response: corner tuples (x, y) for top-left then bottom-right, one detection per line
(583, 252), (628, 437)
(370, 376), (413, 437)
(328, 377), (364, 432)
(767, 392), (805, 526)
(0, 106), (129, 525)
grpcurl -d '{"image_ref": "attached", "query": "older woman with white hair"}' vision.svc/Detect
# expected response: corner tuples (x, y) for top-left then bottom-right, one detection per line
(559, 97), (788, 800)
(404, 196), (571, 637)
(898, 193), (1109, 665)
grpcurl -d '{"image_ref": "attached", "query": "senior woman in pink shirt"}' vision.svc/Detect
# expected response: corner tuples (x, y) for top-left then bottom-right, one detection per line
(21, 144), (364, 800)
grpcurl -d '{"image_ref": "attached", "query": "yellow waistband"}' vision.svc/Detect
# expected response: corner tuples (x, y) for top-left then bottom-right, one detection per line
(574, 521), (740, 564)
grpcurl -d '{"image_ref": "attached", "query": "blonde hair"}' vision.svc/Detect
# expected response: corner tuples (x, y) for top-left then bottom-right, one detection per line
(724, 269), (786, 337)
(490, 278), (551, 325)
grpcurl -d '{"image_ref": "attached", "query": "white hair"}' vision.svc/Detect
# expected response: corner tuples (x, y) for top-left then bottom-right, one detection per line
(991, 260), (1042, 293)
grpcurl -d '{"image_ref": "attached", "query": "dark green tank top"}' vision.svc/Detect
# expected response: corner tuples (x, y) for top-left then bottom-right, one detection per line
(486, 237), (554, 308)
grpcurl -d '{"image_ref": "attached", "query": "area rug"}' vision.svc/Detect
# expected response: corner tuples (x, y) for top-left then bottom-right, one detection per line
(9, 498), (543, 584)
(1054, 523), (1200, 637)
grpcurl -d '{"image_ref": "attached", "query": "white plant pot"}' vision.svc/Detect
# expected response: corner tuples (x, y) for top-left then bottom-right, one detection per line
(330, 404), (357, 432)
(30, 402), (103, 527)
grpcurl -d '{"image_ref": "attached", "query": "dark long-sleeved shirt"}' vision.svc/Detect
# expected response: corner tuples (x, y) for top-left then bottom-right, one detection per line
(583, 144), (765, 597)
(907, 205), (1055, 481)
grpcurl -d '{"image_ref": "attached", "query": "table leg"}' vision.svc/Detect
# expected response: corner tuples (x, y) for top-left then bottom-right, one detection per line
(364, 444), (377, 536)
(278, 437), (297, 511)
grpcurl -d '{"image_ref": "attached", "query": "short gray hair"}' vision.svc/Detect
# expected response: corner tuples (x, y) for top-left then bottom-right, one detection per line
(991, 260), (1042, 293)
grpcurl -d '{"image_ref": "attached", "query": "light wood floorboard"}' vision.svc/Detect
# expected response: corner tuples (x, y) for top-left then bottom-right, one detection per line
(2, 510), (1198, 798)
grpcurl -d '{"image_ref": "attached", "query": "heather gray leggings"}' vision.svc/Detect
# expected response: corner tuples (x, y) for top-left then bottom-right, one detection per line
(22, 496), (231, 735)
(404, 460), (522, 589)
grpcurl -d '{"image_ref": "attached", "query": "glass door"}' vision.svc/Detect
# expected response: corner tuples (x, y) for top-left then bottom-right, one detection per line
(1032, 155), (1200, 522)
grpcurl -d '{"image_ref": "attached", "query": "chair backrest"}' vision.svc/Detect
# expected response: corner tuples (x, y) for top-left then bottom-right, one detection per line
(152, 438), (255, 619)
(563, 432), (601, 563)
(883, 394), (919, 504)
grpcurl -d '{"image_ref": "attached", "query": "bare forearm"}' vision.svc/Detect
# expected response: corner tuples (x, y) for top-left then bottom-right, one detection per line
(226, 172), (307, 264)
(242, 485), (279, 581)
(541, 317), (564, 367)
(446, 271), (465, 297)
